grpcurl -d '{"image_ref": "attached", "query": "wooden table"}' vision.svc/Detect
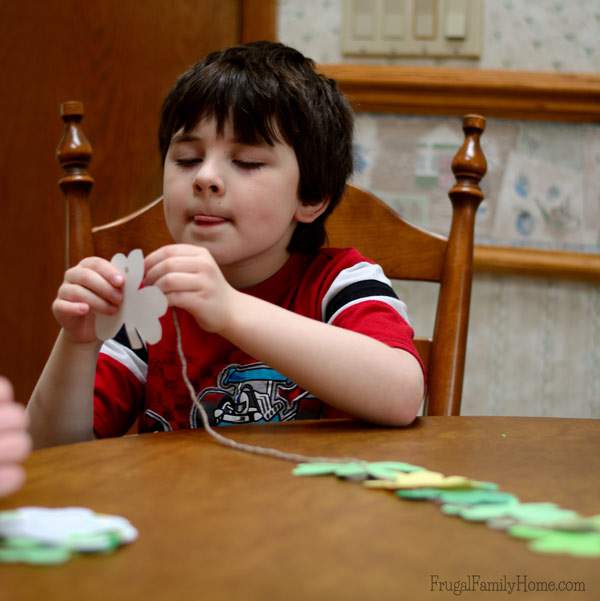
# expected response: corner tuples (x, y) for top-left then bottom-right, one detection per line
(2, 417), (599, 600)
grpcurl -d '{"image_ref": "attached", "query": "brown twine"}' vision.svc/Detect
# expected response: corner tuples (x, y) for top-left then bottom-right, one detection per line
(172, 309), (363, 465)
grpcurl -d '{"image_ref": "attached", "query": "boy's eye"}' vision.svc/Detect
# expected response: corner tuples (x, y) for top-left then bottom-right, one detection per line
(175, 158), (201, 167)
(233, 160), (264, 170)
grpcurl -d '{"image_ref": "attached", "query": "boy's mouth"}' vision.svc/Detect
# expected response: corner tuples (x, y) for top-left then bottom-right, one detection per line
(192, 214), (228, 226)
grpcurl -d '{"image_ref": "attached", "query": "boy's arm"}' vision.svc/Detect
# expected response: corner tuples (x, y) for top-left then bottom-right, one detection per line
(28, 256), (125, 449)
(27, 332), (100, 448)
(145, 244), (423, 426)
(222, 292), (424, 426)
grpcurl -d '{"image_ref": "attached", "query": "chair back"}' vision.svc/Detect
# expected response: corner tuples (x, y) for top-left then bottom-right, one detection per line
(327, 115), (487, 415)
(57, 101), (173, 266)
(57, 101), (486, 416)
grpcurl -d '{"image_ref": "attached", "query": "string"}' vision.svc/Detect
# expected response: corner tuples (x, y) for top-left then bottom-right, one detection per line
(172, 309), (364, 465)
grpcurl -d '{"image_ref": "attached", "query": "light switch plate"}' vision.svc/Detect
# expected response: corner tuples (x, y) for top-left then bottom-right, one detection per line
(342, 0), (482, 58)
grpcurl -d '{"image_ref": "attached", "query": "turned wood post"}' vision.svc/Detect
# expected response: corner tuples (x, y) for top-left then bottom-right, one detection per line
(56, 100), (94, 268)
(427, 114), (487, 416)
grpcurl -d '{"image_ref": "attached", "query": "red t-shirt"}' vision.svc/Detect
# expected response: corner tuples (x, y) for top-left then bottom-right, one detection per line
(93, 248), (422, 437)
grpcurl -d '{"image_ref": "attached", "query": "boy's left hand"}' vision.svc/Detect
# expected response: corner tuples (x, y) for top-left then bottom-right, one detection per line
(144, 244), (235, 334)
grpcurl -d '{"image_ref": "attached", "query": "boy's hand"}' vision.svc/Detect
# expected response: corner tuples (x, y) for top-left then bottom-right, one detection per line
(144, 244), (235, 334)
(53, 257), (124, 344)
(0, 376), (31, 496)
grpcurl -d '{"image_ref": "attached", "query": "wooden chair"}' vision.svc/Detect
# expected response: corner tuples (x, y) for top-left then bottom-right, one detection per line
(57, 100), (487, 416)
(326, 117), (487, 416)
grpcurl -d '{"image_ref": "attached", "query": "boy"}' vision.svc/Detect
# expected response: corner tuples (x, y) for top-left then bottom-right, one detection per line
(0, 376), (31, 495)
(27, 42), (423, 448)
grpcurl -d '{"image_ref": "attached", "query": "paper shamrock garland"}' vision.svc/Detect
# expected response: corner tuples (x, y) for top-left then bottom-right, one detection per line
(95, 249), (168, 349)
(293, 462), (600, 558)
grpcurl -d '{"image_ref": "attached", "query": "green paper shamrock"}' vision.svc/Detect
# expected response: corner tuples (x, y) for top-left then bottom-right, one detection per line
(446, 502), (579, 527)
(398, 485), (505, 503)
(396, 487), (447, 500)
(491, 513), (600, 532)
(66, 531), (122, 553)
(0, 530), (126, 565)
(0, 539), (71, 565)
(293, 461), (423, 481)
(508, 525), (600, 558)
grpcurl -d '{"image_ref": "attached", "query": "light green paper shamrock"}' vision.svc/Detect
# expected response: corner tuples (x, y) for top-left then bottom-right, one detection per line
(293, 461), (423, 480)
(0, 538), (71, 565)
(445, 502), (579, 526)
(397, 485), (504, 503)
(508, 525), (600, 558)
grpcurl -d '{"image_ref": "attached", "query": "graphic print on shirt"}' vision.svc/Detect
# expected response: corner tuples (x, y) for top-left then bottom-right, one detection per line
(190, 363), (314, 427)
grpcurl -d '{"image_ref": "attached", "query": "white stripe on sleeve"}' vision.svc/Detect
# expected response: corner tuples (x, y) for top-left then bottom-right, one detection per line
(99, 339), (148, 384)
(321, 261), (411, 325)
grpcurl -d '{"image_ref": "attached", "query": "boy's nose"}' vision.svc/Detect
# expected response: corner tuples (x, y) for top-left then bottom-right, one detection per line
(192, 162), (225, 196)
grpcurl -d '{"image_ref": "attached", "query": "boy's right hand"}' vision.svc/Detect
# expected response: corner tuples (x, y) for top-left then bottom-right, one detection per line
(52, 257), (124, 344)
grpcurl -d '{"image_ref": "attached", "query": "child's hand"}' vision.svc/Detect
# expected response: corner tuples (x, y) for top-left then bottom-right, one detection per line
(53, 257), (124, 344)
(144, 244), (235, 334)
(0, 376), (31, 497)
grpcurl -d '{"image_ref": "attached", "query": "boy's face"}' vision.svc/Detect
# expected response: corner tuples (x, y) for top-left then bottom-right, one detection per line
(163, 117), (319, 287)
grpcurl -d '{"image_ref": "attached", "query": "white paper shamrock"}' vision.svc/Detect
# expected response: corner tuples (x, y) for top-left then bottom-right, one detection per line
(0, 507), (138, 548)
(95, 249), (168, 349)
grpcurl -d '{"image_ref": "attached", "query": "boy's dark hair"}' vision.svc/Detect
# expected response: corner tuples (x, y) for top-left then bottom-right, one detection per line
(158, 41), (354, 254)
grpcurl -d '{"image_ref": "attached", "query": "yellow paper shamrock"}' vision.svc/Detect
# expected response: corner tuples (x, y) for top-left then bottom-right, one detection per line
(364, 470), (474, 490)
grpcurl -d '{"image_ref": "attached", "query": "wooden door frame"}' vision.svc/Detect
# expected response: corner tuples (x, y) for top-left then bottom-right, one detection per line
(241, 0), (277, 42)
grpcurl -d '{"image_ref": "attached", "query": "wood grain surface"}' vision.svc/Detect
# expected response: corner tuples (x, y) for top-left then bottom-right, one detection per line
(2, 417), (599, 600)
(319, 64), (600, 122)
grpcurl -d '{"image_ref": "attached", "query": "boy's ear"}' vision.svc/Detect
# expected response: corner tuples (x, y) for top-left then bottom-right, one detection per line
(295, 198), (330, 223)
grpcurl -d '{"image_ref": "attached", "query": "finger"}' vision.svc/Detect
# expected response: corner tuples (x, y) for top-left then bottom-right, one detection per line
(145, 244), (209, 276)
(145, 256), (210, 286)
(162, 291), (203, 314)
(0, 376), (14, 405)
(0, 465), (26, 497)
(76, 257), (125, 287)
(154, 273), (207, 295)
(0, 431), (31, 463)
(52, 298), (93, 318)
(144, 245), (179, 273)
(58, 283), (121, 314)
(0, 402), (29, 432)
(64, 267), (124, 304)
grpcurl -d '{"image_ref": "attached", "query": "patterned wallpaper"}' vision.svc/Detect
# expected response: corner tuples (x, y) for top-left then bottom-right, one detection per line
(352, 115), (600, 253)
(278, 0), (600, 72)
(484, 0), (600, 72)
(277, 0), (600, 418)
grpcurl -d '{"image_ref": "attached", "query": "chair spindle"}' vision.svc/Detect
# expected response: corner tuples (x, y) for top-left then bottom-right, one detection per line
(56, 101), (94, 268)
(426, 114), (487, 416)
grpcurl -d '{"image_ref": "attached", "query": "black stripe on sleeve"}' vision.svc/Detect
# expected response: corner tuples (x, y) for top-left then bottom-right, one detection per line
(324, 280), (399, 323)
(114, 325), (149, 364)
